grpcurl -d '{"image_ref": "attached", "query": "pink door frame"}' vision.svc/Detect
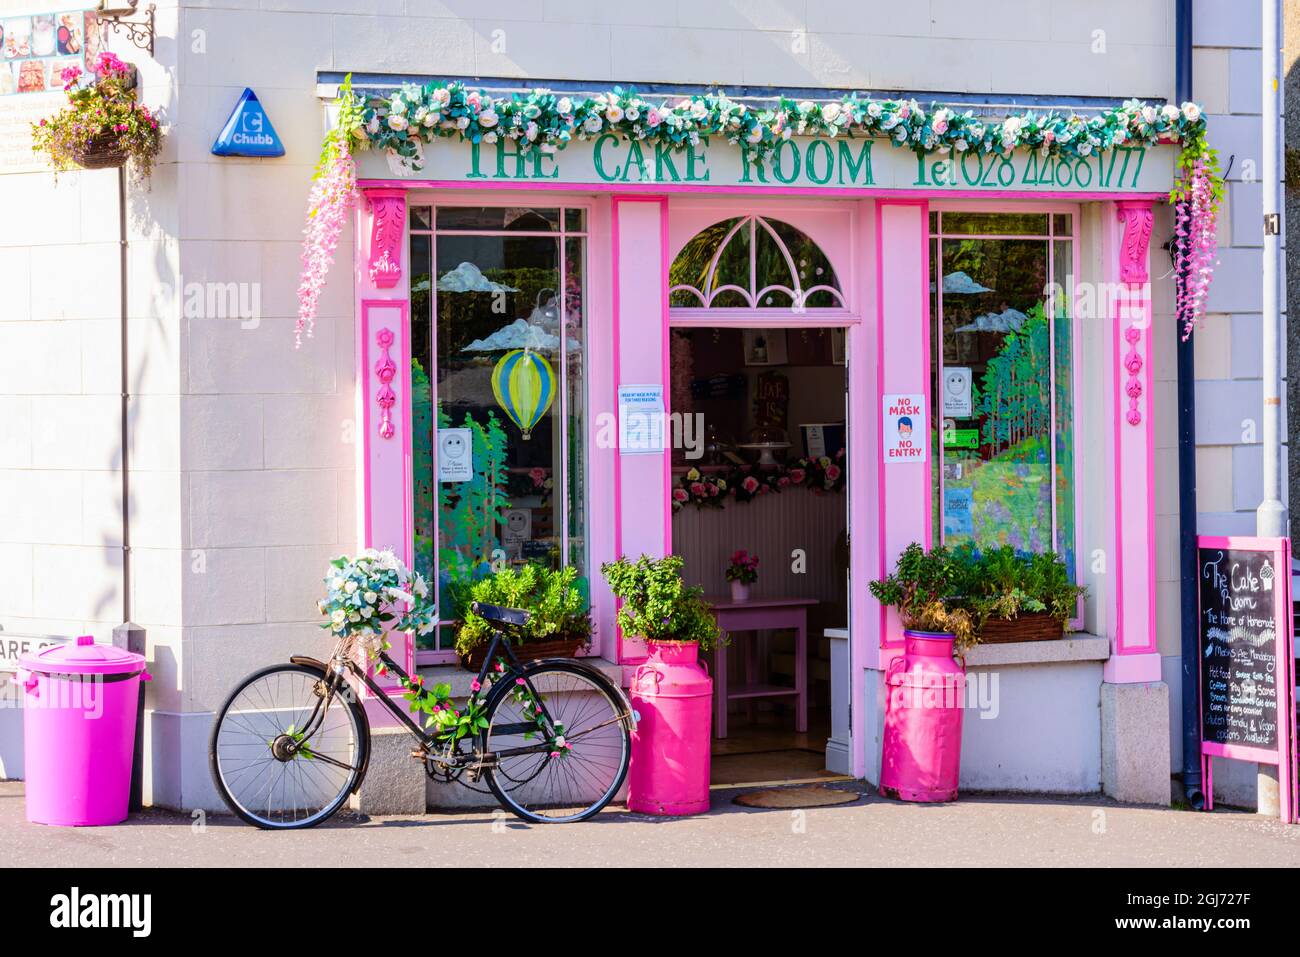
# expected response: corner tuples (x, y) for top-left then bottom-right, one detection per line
(350, 179), (1166, 758)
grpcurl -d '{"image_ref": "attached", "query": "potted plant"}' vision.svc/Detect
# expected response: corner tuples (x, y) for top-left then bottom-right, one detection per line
(725, 549), (759, 602)
(601, 554), (723, 660)
(31, 53), (162, 178)
(868, 543), (976, 652)
(454, 563), (591, 671)
(961, 546), (1086, 644)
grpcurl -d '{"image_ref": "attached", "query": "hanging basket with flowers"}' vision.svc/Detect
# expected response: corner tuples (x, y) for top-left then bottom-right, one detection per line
(30, 52), (162, 180)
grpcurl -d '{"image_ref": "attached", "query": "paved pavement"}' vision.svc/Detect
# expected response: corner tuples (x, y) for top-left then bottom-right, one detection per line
(4, 780), (1299, 867)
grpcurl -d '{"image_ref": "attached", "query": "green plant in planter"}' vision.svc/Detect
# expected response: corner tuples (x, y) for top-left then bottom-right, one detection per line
(868, 543), (977, 651)
(455, 563), (591, 656)
(959, 545), (1085, 628)
(600, 554), (724, 651)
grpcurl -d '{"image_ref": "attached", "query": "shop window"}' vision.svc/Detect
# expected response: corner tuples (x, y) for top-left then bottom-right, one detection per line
(409, 205), (588, 658)
(669, 215), (845, 309)
(929, 210), (1076, 577)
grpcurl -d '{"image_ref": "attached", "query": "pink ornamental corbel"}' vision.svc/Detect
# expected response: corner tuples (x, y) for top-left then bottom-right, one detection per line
(375, 328), (397, 440)
(1116, 201), (1154, 285)
(364, 188), (406, 288)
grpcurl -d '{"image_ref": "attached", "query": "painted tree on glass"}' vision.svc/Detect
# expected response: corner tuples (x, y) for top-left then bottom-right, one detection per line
(975, 302), (1051, 456)
(437, 405), (510, 583)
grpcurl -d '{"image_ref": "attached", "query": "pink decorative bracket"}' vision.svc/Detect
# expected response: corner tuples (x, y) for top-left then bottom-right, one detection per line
(375, 328), (396, 440)
(1123, 326), (1144, 426)
(363, 188), (406, 288)
(1115, 201), (1153, 284)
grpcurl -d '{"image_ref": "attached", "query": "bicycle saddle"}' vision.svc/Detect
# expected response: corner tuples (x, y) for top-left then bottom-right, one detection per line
(470, 602), (532, 630)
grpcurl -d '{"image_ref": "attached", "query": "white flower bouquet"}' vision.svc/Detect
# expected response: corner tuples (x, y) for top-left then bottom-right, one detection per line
(316, 549), (437, 659)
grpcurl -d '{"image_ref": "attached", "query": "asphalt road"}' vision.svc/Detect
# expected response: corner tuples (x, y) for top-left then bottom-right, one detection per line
(4, 780), (1299, 867)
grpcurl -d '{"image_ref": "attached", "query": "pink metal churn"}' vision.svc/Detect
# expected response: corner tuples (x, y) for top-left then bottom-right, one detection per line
(627, 641), (712, 815)
(879, 630), (966, 803)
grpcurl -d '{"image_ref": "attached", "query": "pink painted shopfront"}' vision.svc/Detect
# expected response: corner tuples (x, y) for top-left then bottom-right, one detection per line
(345, 123), (1175, 792)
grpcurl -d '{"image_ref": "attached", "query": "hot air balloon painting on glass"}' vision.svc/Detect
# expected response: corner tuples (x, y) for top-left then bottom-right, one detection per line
(491, 349), (555, 440)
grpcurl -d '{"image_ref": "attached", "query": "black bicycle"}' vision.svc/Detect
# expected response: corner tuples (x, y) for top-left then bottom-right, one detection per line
(209, 603), (633, 829)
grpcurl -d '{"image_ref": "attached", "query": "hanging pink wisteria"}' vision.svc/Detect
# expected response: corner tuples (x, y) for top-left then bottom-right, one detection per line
(1171, 132), (1223, 340)
(296, 77), (364, 347)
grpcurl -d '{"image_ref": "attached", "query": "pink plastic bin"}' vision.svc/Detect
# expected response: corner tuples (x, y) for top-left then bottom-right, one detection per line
(17, 636), (149, 826)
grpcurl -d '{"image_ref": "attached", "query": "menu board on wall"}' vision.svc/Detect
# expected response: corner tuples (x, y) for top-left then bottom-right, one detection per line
(0, 8), (104, 171)
(1196, 535), (1296, 823)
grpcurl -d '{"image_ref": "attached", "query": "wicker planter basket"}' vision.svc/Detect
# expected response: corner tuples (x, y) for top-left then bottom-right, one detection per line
(978, 612), (1063, 644)
(459, 636), (589, 672)
(72, 137), (128, 170)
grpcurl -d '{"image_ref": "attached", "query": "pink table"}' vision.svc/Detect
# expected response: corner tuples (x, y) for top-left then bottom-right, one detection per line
(705, 596), (817, 739)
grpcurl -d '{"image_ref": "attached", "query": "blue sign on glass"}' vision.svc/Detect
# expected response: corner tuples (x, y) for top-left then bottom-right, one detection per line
(211, 88), (284, 157)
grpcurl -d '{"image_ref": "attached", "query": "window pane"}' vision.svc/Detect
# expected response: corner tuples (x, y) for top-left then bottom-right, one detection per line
(1052, 239), (1076, 577)
(564, 208), (587, 232)
(764, 218), (842, 307)
(436, 206), (560, 231)
(1052, 213), (1072, 237)
(564, 237), (587, 573)
(411, 205), (432, 230)
(669, 216), (842, 308)
(939, 212), (1049, 236)
(937, 237), (1054, 555)
(410, 232), (437, 649)
(434, 233), (562, 622)
(670, 217), (742, 306)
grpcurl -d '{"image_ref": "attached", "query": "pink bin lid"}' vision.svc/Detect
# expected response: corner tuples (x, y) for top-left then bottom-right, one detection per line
(18, 635), (146, 676)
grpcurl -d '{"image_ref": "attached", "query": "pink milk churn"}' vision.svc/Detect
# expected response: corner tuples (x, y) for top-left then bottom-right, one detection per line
(17, 636), (150, 826)
(627, 641), (712, 815)
(879, 631), (966, 803)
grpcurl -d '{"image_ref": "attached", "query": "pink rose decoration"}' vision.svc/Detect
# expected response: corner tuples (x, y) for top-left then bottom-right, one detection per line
(742, 477), (759, 493)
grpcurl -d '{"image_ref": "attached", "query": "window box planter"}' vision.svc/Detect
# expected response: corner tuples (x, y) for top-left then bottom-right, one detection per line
(978, 611), (1064, 644)
(458, 635), (588, 673)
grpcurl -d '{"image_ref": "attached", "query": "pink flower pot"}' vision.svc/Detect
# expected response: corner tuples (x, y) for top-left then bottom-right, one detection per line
(729, 581), (750, 603)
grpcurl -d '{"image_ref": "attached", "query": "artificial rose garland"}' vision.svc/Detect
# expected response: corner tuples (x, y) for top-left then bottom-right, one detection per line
(302, 79), (1221, 344)
(672, 450), (846, 512)
(352, 81), (1208, 167)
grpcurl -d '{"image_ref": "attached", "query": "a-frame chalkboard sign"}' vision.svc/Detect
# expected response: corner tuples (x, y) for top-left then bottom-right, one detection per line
(1197, 536), (1295, 823)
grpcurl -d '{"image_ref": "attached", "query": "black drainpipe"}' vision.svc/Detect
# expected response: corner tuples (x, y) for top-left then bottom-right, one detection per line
(1175, 0), (1204, 809)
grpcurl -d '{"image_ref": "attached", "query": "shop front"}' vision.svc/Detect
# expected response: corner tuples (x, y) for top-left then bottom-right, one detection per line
(322, 82), (1187, 805)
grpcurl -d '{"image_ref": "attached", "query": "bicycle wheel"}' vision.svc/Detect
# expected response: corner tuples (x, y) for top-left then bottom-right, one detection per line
(209, 663), (369, 830)
(481, 660), (631, 823)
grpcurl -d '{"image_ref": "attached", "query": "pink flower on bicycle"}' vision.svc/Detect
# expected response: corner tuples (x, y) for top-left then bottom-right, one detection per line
(470, 679), (481, 692)
(516, 677), (526, 686)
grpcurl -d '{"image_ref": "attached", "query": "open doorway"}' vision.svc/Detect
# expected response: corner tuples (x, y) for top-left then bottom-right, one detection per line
(669, 326), (851, 787)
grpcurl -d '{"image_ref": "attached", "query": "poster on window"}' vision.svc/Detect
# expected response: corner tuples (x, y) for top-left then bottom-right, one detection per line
(618, 384), (665, 455)
(883, 393), (926, 464)
(437, 428), (473, 482)
(502, 508), (532, 559)
(941, 367), (972, 418)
